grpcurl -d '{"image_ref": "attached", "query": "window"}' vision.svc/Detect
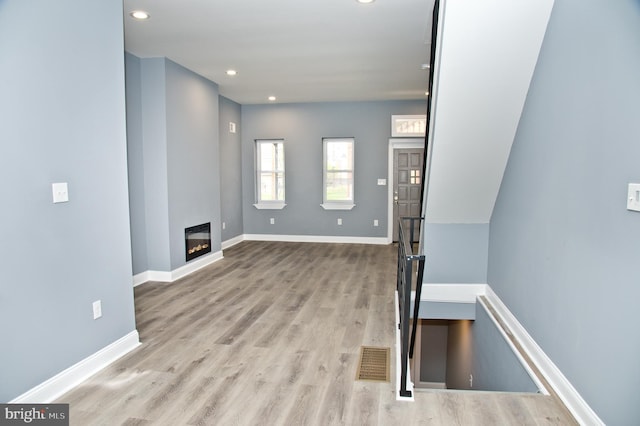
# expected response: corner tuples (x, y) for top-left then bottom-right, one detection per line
(391, 114), (427, 137)
(254, 139), (285, 209)
(322, 138), (355, 210)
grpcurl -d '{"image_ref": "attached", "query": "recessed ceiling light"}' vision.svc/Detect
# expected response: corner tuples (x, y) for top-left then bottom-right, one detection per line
(356, 0), (375, 3)
(226, 69), (237, 76)
(268, 96), (276, 102)
(130, 10), (150, 20)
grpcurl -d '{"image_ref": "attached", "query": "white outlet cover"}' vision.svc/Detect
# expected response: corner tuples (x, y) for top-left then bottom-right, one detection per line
(52, 182), (69, 203)
(377, 178), (387, 186)
(627, 183), (640, 212)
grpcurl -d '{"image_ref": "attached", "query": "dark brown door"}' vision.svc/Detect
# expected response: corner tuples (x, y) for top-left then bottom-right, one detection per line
(393, 148), (424, 241)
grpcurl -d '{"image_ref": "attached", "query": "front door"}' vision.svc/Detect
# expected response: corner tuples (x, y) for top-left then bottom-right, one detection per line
(393, 148), (424, 242)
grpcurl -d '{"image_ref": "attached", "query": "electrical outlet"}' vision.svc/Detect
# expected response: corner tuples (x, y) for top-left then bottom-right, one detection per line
(469, 374), (473, 388)
(337, 218), (342, 225)
(373, 219), (379, 227)
(93, 300), (102, 320)
(222, 222), (226, 230)
(270, 218), (275, 225)
(52, 182), (69, 203)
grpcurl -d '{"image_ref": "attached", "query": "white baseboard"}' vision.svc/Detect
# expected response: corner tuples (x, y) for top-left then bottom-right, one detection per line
(171, 250), (223, 281)
(221, 234), (244, 250)
(132, 271), (149, 287)
(244, 234), (389, 245)
(419, 283), (487, 303)
(132, 250), (224, 286)
(484, 286), (604, 426)
(10, 330), (140, 404)
(133, 234), (387, 287)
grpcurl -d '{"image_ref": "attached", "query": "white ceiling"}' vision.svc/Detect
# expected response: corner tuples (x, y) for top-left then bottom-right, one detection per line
(123, 0), (435, 105)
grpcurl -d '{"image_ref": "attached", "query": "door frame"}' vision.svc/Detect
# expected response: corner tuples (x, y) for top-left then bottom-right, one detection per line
(387, 138), (425, 243)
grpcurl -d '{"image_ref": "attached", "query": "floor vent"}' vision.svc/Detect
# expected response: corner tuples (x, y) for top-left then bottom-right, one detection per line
(356, 346), (390, 382)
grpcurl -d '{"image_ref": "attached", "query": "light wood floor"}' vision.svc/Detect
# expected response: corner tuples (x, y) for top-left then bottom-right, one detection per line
(58, 241), (576, 425)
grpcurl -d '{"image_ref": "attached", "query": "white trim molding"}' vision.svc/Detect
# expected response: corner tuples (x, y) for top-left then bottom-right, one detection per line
(222, 234), (244, 250)
(320, 203), (355, 210)
(171, 250), (223, 281)
(419, 283), (487, 303)
(132, 250), (224, 286)
(133, 235), (391, 287)
(253, 202), (286, 210)
(10, 331), (140, 404)
(484, 286), (604, 426)
(244, 234), (388, 245)
(133, 271), (150, 287)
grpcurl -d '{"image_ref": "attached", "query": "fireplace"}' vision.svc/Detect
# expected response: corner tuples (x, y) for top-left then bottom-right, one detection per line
(185, 222), (211, 262)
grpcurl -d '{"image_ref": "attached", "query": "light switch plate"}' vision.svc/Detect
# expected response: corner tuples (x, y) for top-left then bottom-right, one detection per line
(93, 300), (102, 319)
(627, 183), (640, 212)
(377, 178), (387, 186)
(52, 182), (69, 203)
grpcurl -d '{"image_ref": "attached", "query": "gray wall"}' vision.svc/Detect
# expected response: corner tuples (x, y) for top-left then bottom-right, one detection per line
(421, 310), (537, 393)
(419, 320), (449, 383)
(241, 101), (427, 237)
(423, 224), (488, 283)
(165, 59), (221, 270)
(445, 320), (473, 390)
(125, 53), (148, 274)
(488, 0), (640, 424)
(0, 0), (137, 401)
(140, 58), (171, 273)
(126, 55), (221, 273)
(219, 96), (244, 242)
(468, 304), (538, 393)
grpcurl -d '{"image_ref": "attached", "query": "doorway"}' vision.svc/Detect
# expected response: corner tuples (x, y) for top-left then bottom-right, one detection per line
(388, 139), (424, 242)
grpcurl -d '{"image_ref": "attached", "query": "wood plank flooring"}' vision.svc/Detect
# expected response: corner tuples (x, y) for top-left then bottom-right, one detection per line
(58, 241), (576, 425)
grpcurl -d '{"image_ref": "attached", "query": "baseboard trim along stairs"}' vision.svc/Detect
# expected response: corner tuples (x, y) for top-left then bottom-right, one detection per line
(405, 283), (604, 425)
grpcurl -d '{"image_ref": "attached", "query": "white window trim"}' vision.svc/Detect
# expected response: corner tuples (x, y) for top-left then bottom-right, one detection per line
(255, 139), (286, 208)
(321, 203), (355, 210)
(322, 137), (355, 209)
(254, 202), (287, 210)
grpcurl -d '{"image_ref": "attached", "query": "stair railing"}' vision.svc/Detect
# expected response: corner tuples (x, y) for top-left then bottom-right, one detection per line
(396, 216), (425, 398)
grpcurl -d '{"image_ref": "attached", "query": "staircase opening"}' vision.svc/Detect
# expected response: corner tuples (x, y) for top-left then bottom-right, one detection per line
(411, 301), (542, 394)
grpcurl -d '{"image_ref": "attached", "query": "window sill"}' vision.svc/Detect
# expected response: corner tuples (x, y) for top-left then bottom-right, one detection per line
(321, 203), (355, 211)
(253, 202), (287, 210)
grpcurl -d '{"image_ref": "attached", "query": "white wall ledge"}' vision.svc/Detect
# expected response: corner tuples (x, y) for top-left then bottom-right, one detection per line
(320, 203), (355, 210)
(253, 202), (286, 210)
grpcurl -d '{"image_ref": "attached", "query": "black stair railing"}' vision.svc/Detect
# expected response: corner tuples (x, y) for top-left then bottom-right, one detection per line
(396, 217), (426, 398)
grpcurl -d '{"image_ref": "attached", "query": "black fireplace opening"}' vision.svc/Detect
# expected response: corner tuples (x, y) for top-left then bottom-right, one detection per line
(185, 222), (211, 262)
